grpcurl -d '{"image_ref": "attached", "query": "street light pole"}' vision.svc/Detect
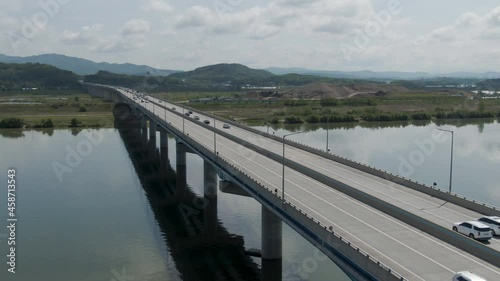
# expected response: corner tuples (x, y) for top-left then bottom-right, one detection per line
(437, 128), (454, 193)
(282, 131), (303, 205)
(214, 116), (216, 154)
(326, 116), (330, 152)
(182, 108), (185, 134)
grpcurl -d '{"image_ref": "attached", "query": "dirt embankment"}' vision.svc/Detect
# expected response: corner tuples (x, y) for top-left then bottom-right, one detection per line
(269, 82), (409, 100)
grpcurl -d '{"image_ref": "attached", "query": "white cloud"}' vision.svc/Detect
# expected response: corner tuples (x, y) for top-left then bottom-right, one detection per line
(142, 0), (173, 13)
(60, 24), (103, 45)
(92, 35), (146, 53)
(121, 19), (151, 36)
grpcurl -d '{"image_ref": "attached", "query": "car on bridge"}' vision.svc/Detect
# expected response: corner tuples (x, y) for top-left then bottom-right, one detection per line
(188, 110), (193, 114)
(452, 271), (488, 281)
(452, 221), (492, 241)
(172, 107), (176, 111)
(194, 116), (200, 121)
(477, 216), (500, 235)
(223, 123), (231, 129)
(204, 120), (210, 124)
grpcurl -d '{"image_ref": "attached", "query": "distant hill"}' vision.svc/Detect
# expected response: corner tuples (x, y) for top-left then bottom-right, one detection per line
(0, 54), (181, 76)
(0, 62), (80, 90)
(169, 63), (275, 85)
(477, 79), (500, 90)
(84, 64), (376, 91)
(281, 82), (408, 99)
(266, 67), (500, 80)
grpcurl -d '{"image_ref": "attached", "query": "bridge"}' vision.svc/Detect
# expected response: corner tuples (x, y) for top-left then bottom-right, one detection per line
(114, 111), (266, 280)
(85, 83), (500, 281)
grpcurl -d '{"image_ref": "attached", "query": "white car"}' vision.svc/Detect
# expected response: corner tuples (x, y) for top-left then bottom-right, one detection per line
(477, 216), (500, 235)
(452, 221), (492, 241)
(452, 271), (488, 281)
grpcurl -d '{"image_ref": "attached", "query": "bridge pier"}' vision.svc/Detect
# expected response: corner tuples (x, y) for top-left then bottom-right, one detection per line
(261, 259), (282, 281)
(204, 161), (218, 198)
(203, 160), (218, 236)
(175, 142), (187, 199)
(160, 128), (169, 168)
(141, 115), (148, 145)
(262, 206), (282, 260)
(149, 118), (156, 139)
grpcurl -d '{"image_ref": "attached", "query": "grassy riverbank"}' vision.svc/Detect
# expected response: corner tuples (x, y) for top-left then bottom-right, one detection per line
(0, 90), (115, 128)
(152, 91), (500, 125)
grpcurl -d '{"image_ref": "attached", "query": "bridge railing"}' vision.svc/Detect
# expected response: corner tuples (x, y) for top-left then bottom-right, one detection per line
(125, 93), (408, 281)
(163, 98), (499, 216)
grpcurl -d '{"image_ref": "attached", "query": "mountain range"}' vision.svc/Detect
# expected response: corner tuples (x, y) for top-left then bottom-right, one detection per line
(1, 53), (499, 80)
(0, 54), (180, 76)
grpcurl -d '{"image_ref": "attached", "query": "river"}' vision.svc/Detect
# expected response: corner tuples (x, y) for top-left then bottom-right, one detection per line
(0, 119), (498, 281)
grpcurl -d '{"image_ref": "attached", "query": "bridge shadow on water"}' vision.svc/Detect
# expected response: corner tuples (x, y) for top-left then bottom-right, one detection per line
(113, 104), (266, 281)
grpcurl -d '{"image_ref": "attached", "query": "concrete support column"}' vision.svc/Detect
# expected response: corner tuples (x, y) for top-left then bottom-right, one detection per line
(262, 206), (282, 260)
(261, 259), (282, 281)
(175, 142), (187, 199)
(204, 161), (218, 198)
(204, 196), (218, 236)
(141, 115), (148, 145)
(160, 129), (169, 167)
(149, 119), (156, 139)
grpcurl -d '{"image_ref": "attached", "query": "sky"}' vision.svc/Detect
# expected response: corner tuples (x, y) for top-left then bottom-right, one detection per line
(1, 0), (500, 73)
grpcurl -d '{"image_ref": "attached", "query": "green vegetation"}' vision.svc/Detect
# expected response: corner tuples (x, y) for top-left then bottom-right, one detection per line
(0, 63), (81, 90)
(0, 118), (25, 128)
(69, 118), (81, 127)
(33, 118), (54, 128)
(0, 91), (114, 128)
(84, 64), (378, 91)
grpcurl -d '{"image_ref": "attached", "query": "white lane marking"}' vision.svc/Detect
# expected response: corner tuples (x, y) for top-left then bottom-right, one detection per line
(184, 121), (500, 276)
(128, 92), (500, 275)
(182, 124), (472, 275)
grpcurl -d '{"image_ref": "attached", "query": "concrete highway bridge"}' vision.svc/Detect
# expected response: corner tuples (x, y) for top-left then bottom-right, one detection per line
(85, 83), (500, 281)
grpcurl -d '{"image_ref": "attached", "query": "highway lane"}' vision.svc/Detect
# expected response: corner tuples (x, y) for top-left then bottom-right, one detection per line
(118, 89), (500, 280)
(140, 93), (500, 252)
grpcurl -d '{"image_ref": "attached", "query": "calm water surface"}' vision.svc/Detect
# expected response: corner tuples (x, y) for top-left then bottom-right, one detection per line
(0, 119), (498, 281)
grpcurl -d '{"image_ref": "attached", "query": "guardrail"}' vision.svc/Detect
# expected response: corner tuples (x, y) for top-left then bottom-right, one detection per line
(93, 86), (408, 281)
(167, 98), (500, 217)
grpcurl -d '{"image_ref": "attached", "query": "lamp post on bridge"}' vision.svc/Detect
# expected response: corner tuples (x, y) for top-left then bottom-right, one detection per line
(326, 116), (331, 153)
(437, 128), (454, 193)
(213, 115), (217, 155)
(182, 107), (185, 134)
(282, 131), (303, 205)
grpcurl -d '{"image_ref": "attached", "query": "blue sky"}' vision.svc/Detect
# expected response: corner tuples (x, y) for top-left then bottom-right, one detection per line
(1, 0), (500, 73)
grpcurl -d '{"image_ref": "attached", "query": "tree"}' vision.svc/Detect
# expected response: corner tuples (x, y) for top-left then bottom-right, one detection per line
(70, 118), (80, 128)
(479, 100), (485, 113)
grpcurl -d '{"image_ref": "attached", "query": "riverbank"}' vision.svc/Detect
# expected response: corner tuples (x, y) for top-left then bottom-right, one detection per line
(152, 91), (500, 126)
(0, 91), (115, 128)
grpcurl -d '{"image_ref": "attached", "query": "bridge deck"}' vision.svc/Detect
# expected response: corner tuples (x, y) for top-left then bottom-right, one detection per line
(120, 89), (500, 281)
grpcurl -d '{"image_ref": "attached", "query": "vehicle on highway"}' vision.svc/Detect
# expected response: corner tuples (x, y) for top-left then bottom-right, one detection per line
(188, 111), (193, 114)
(452, 271), (488, 281)
(185, 112), (190, 116)
(194, 116), (200, 120)
(172, 107), (176, 111)
(159, 100), (162, 103)
(141, 99), (144, 103)
(223, 123), (231, 129)
(452, 221), (492, 241)
(477, 216), (500, 235)
(204, 120), (210, 124)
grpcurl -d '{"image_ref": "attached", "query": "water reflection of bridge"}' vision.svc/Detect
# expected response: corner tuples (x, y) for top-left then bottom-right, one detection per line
(115, 110), (272, 281)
